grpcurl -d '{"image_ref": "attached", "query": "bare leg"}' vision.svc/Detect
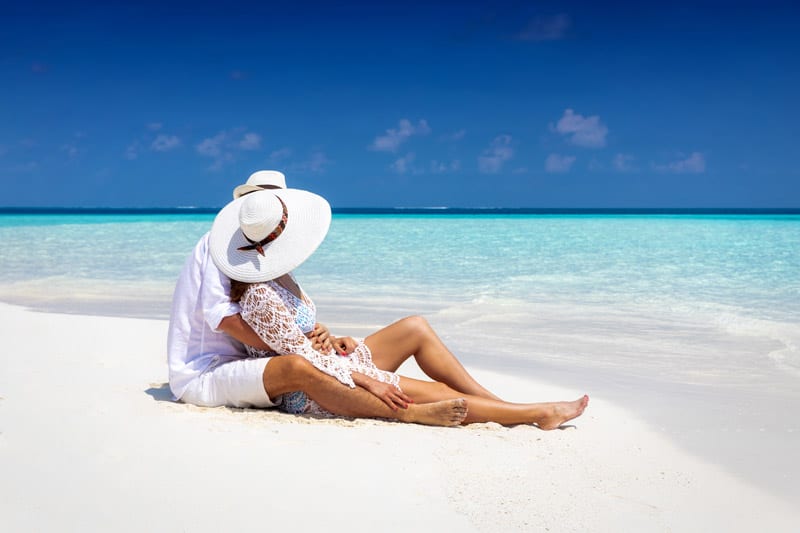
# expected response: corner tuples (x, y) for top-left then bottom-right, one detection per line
(262, 355), (467, 426)
(397, 376), (589, 429)
(365, 316), (502, 400)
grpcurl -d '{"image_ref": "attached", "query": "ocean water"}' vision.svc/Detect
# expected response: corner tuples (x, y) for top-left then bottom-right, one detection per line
(1, 212), (799, 498)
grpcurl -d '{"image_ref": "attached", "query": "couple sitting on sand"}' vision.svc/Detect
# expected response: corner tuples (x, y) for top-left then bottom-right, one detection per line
(167, 170), (588, 428)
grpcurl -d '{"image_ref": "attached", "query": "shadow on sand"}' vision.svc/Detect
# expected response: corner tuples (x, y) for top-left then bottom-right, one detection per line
(144, 382), (175, 403)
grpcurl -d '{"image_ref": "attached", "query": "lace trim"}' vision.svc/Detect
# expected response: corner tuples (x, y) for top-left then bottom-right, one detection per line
(240, 281), (401, 391)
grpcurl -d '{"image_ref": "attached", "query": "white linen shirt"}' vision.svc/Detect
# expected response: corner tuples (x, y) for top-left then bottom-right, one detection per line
(167, 232), (246, 400)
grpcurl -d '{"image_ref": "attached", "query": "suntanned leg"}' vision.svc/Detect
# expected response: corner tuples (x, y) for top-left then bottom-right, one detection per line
(366, 316), (502, 400)
(396, 376), (589, 429)
(262, 355), (467, 427)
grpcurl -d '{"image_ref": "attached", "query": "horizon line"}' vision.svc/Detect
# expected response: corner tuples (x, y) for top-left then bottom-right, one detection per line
(1, 207), (799, 215)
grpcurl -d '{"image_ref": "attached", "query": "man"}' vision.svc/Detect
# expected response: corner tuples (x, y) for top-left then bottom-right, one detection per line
(167, 170), (466, 426)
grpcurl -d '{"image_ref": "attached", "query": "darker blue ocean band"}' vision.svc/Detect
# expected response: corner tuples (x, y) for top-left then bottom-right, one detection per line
(1, 207), (799, 216)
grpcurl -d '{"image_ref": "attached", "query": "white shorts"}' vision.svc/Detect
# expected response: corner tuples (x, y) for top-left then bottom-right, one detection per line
(180, 357), (281, 409)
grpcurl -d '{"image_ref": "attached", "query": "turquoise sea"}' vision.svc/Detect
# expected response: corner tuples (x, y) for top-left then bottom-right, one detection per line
(1, 210), (799, 500)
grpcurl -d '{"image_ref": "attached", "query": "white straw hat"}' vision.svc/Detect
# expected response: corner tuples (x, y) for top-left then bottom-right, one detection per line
(209, 188), (331, 282)
(232, 170), (287, 199)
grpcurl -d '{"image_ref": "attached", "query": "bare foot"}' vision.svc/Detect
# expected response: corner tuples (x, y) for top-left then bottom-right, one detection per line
(536, 395), (589, 430)
(400, 398), (468, 427)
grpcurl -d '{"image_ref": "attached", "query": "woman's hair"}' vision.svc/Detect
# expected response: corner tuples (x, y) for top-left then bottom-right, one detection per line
(229, 279), (252, 303)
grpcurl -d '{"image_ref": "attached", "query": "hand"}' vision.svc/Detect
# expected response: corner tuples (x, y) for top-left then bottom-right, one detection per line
(306, 323), (333, 354)
(331, 336), (358, 356)
(362, 378), (414, 411)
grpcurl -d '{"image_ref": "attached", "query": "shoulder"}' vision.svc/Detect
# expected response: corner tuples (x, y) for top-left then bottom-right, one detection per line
(195, 231), (211, 255)
(241, 281), (278, 304)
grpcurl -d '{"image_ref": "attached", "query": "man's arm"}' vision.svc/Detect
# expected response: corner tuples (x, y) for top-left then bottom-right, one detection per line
(218, 313), (271, 351)
(221, 312), (330, 352)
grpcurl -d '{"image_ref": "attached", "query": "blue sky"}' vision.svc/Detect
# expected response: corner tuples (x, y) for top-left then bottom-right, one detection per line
(1, 0), (799, 208)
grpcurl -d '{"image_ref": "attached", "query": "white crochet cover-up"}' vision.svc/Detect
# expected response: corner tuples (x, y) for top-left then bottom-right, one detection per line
(239, 279), (401, 393)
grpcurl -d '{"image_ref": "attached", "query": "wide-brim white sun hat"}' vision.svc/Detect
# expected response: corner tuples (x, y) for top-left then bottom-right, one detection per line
(232, 170), (287, 199)
(209, 188), (331, 282)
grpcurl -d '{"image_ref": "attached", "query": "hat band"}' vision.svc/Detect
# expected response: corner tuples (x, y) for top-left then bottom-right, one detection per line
(236, 197), (289, 256)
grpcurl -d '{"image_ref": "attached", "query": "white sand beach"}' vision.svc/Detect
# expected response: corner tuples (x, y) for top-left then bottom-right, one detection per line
(1, 302), (798, 532)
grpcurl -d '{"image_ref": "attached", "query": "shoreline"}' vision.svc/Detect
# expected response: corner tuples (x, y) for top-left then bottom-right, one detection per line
(1, 302), (798, 531)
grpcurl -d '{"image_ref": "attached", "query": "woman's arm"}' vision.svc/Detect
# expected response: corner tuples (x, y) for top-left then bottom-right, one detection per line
(241, 284), (324, 356)
(351, 372), (412, 411)
(240, 283), (356, 387)
(218, 314), (271, 351)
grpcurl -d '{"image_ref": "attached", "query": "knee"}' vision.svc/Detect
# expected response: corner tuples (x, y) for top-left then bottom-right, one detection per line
(282, 354), (316, 379)
(264, 354), (315, 391)
(401, 315), (431, 335)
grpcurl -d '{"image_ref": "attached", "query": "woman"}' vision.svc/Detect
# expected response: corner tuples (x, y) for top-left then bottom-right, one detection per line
(209, 188), (588, 428)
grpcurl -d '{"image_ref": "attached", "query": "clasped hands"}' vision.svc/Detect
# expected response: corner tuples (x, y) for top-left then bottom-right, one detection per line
(306, 323), (412, 410)
(306, 322), (357, 356)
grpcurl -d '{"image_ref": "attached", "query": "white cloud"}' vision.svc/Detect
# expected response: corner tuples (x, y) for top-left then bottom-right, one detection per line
(125, 140), (140, 160)
(517, 13), (571, 41)
(430, 159), (461, 174)
(196, 132), (225, 158)
(306, 151), (330, 173)
(612, 153), (636, 172)
(195, 129), (261, 169)
(209, 152), (235, 171)
(239, 133), (261, 150)
(61, 142), (79, 158)
(554, 109), (608, 148)
(655, 152), (706, 174)
(545, 153), (576, 173)
(270, 147), (292, 161)
(288, 151), (331, 174)
(147, 122), (163, 131)
(370, 119), (431, 152)
(11, 161), (39, 172)
(391, 153), (416, 174)
(441, 129), (466, 142)
(151, 134), (181, 152)
(478, 135), (514, 174)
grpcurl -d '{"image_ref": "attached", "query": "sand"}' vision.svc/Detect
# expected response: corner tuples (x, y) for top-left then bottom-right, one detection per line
(0, 302), (798, 532)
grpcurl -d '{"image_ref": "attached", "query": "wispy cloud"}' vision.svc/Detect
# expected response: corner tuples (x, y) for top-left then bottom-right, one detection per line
(125, 140), (140, 160)
(269, 147), (292, 161)
(654, 152), (706, 174)
(124, 124), (180, 160)
(391, 153), (416, 174)
(478, 135), (514, 174)
(238, 133), (261, 151)
(553, 109), (608, 148)
(61, 142), (79, 159)
(196, 133), (225, 158)
(288, 151), (331, 174)
(370, 119), (431, 152)
(305, 151), (330, 173)
(151, 134), (181, 152)
(517, 13), (571, 41)
(440, 129), (466, 142)
(612, 153), (636, 172)
(10, 161), (39, 173)
(545, 153), (576, 173)
(430, 159), (461, 174)
(196, 128), (262, 170)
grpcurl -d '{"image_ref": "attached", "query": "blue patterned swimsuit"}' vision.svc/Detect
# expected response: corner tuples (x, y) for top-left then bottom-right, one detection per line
(239, 277), (400, 415)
